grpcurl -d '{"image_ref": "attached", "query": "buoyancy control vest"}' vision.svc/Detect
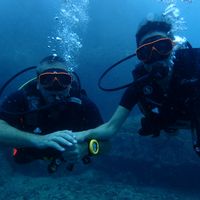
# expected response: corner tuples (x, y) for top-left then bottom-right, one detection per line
(18, 75), (88, 133)
(132, 48), (200, 117)
(11, 75), (96, 170)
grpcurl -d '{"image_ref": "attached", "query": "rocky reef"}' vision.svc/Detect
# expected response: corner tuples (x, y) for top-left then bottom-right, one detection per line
(0, 115), (200, 200)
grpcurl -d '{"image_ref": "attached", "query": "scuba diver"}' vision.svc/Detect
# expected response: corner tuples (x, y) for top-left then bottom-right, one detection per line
(73, 17), (200, 157)
(0, 55), (104, 173)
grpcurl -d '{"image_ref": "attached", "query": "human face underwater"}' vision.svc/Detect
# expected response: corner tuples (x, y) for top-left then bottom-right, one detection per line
(136, 32), (175, 80)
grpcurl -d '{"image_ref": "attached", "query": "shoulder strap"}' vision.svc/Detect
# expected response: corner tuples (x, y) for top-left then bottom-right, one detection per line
(20, 79), (42, 111)
(132, 63), (148, 81)
(173, 48), (200, 80)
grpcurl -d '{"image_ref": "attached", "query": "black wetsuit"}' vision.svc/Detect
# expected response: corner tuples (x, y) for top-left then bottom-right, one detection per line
(0, 86), (103, 163)
(120, 49), (200, 146)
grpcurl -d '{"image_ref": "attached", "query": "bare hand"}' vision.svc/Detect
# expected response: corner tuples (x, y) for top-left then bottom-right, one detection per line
(72, 131), (88, 143)
(35, 130), (77, 151)
(63, 143), (88, 163)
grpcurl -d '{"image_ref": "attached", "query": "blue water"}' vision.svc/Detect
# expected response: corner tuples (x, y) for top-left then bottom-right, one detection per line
(0, 0), (200, 199)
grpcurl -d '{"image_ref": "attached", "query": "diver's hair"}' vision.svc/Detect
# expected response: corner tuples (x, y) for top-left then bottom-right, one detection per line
(37, 55), (67, 75)
(136, 18), (173, 46)
(39, 55), (67, 65)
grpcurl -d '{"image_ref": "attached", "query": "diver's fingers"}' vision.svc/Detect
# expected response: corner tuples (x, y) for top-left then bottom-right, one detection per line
(53, 136), (76, 148)
(60, 131), (77, 143)
(54, 131), (77, 144)
(59, 130), (74, 137)
(41, 135), (73, 150)
(47, 141), (66, 151)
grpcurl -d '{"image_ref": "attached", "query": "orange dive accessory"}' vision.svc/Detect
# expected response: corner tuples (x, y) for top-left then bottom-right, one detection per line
(39, 69), (72, 91)
(136, 37), (174, 63)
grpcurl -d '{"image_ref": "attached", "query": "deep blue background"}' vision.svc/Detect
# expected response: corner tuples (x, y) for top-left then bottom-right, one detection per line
(0, 0), (200, 119)
(1, 2), (200, 199)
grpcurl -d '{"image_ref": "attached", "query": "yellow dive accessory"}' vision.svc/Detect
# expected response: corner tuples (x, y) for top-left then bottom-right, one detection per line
(89, 139), (99, 155)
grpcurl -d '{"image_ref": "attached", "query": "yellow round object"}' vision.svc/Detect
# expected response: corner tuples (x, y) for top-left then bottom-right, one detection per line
(89, 139), (99, 155)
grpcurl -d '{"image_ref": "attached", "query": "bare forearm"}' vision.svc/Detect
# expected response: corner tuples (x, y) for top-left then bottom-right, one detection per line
(0, 120), (77, 151)
(0, 120), (38, 147)
(75, 106), (130, 142)
(89, 122), (118, 139)
(77, 121), (118, 142)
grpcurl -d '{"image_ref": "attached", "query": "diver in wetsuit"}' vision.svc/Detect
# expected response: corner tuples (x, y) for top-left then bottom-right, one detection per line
(73, 18), (200, 157)
(0, 55), (104, 172)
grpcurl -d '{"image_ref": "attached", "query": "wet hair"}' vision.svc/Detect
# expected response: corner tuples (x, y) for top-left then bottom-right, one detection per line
(136, 19), (173, 46)
(37, 55), (68, 75)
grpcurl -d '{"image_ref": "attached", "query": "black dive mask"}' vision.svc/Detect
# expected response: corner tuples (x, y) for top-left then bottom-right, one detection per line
(144, 51), (171, 64)
(39, 69), (72, 91)
(136, 36), (174, 64)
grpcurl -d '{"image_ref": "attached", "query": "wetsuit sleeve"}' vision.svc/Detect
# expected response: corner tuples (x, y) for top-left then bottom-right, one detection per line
(119, 84), (140, 111)
(0, 91), (27, 127)
(81, 97), (103, 130)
